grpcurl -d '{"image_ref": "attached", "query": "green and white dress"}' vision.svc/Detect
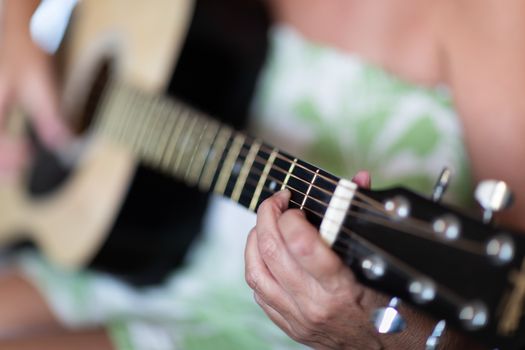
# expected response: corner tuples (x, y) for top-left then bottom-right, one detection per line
(18, 24), (472, 350)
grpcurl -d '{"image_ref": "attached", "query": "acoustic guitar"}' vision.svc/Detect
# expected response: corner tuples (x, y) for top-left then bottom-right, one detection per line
(2, 0), (525, 348)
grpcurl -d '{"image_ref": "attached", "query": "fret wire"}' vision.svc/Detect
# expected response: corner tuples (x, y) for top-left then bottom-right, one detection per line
(184, 116), (210, 183)
(135, 94), (159, 156)
(124, 90), (149, 153)
(281, 158), (298, 190)
(111, 86), (135, 143)
(142, 96), (165, 164)
(244, 174), (471, 309)
(150, 100), (172, 164)
(91, 80), (116, 134)
(186, 120), (220, 186)
(131, 91), (151, 153)
(96, 87), (347, 206)
(232, 140), (261, 202)
(137, 94), (157, 158)
(103, 86), (121, 137)
(155, 100), (181, 166)
(91, 84), (488, 260)
(247, 152), (483, 252)
(173, 115), (199, 175)
(243, 163), (487, 255)
(101, 84), (126, 139)
(160, 107), (188, 171)
(249, 148), (278, 211)
(198, 126), (232, 192)
(93, 87), (487, 259)
(181, 115), (207, 176)
(301, 169), (319, 209)
(112, 86), (133, 143)
(214, 133), (245, 195)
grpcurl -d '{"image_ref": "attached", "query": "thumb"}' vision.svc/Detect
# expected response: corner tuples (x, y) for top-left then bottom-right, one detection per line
(272, 189), (291, 212)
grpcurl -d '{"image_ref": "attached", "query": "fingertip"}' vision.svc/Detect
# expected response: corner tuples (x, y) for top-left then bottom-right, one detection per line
(272, 189), (291, 210)
(352, 170), (371, 188)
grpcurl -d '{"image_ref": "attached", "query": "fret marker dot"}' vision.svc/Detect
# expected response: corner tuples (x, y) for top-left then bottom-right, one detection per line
(269, 181), (277, 191)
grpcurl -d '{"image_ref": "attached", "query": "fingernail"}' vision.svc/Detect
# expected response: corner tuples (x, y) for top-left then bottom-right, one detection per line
(274, 189), (291, 200)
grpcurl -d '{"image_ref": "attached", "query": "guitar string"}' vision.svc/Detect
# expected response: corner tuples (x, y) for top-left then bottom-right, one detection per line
(251, 178), (482, 305)
(108, 84), (403, 224)
(105, 83), (387, 212)
(224, 145), (485, 254)
(101, 85), (484, 254)
(254, 190), (467, 306)
(240, 175), (485, 255)
(239, 136), (387, 212)
(93, 84), (477, 313)
(330, 231), (466, 306)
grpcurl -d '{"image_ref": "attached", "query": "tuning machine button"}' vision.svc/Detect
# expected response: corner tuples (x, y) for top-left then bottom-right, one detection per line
(409, 278), (436, 304)
(486, 234), (514, 264)
(384, 196), (410, 219)
(432, 167), (452, 202)
(372, 297), (406, 334)
(361, 255), (386, 280)
(432, 215), (461, 241)
(475, 180), (513, 223)
(459, 301), (488, 330)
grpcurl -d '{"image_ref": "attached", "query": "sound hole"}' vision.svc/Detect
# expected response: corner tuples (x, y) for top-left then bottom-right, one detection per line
(28, 59), (114, 196)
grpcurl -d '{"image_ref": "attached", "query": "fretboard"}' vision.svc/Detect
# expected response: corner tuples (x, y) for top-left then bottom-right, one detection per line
(93, 82), (340, 227)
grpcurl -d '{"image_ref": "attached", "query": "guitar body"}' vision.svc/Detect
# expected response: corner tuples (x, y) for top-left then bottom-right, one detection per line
(4, 1), (525, 347)
(1, 0), (271, 284)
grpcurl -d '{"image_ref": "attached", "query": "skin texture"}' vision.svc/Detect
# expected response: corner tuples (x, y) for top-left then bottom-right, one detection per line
(245, 0), (525, 348)
(0, 0), (70, 178)
(269, 0), (525, 230)
(0, 272), (112, 349)
(245, 174), (484, 349)
(0, 0), (523, 349)
(0, 1), (108, 348)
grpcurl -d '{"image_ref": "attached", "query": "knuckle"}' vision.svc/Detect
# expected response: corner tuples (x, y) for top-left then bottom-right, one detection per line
(258, 234), (279, 261)
(245, 266), (263, 293)
(289, 232), (316, 257)
(305, 303), (331, 326)
(293, 326), (315, 344)
(257, 198), (272, 214)
(281, 214), (316, 257)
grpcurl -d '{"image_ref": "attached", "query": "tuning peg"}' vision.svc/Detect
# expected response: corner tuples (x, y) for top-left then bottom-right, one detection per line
(432, 167), (452, 202)
(371, 297), (406, 334)
(425, 320), (446, 350)
(475, 180), (513, 223)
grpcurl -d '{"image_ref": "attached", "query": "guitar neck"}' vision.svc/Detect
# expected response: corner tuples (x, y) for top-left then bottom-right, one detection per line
(90, 81), (525, 349)
(93, 82), (340, 225)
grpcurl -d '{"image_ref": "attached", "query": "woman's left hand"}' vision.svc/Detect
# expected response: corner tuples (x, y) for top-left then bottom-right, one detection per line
(245, 172), (393, 349)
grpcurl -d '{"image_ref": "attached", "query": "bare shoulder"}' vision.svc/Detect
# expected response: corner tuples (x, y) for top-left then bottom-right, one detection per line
(437, 0), (525, 78)
(434, 0), (525, 112)
(435, 0), (525, 229)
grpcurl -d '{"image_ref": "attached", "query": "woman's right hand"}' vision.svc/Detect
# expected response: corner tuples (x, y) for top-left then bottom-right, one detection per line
(0, 0), (71, 177)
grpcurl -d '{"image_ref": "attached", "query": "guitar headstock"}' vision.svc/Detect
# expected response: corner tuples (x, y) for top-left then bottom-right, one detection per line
(334, 171), (525, 349)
